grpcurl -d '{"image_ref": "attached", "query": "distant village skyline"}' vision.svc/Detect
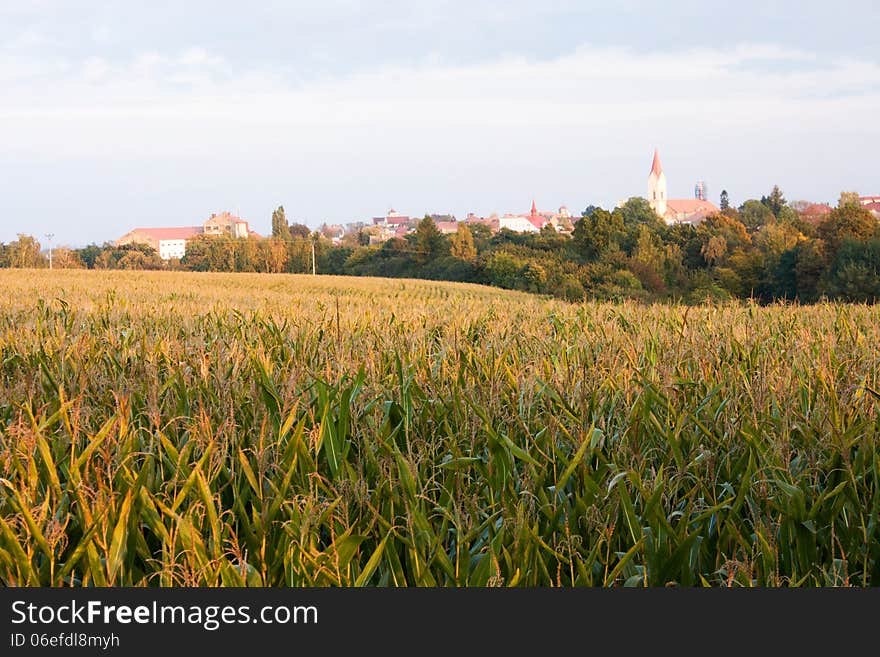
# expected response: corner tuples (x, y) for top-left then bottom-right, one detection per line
(6, 142), (875, 250)
(109, 148), (879, 262)
(88, 146), (877, 252)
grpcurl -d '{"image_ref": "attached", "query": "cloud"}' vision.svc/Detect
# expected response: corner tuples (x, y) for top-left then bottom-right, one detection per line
(2, 42), (876, 122)
(0, 39), (878, 243)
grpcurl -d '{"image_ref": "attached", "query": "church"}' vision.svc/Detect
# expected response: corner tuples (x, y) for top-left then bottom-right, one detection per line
(647, 149), (719, 225)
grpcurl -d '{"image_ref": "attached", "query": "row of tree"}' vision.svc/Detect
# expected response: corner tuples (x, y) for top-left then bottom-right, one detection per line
(3, 191), (879, 303)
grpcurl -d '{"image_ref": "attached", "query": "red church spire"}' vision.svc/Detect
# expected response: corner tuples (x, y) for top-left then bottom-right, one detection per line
(650, 149), (663, 177)
(530, 199), (537, 216)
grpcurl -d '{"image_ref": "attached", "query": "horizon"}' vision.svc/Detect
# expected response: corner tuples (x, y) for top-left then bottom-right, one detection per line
(2, 1), (878, 246)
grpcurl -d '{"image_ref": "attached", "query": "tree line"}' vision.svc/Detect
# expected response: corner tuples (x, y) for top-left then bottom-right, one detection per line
(3, 190), (879, 303)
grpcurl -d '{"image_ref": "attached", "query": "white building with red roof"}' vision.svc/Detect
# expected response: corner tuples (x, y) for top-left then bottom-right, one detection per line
(116, 211), (261, 260)
(116, 226), (204, 259)
(647, 149), (719, 225)
(464, 202), (571, 234)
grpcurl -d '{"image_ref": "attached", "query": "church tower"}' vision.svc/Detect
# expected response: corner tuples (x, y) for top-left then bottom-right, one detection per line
(647, 149), (667, 218)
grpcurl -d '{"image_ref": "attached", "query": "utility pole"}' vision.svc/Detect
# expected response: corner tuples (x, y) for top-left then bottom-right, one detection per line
(45, 233), (54, 270)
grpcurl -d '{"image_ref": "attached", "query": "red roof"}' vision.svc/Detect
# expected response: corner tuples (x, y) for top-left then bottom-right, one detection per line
(666, 199), (719, 214)
(796, 203), (833, 223)
(435, 221), (458, 233)
(864, 202), (880, 213)
(373, 215), (411, 225)
(650, 149), (663, 177)
(800, 203), (832, 214)
(126, 226), (203, 241)
(678, 210), (713, 225)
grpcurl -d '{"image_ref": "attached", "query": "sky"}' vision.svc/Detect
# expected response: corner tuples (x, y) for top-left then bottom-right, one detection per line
(1, 1), (879, 246)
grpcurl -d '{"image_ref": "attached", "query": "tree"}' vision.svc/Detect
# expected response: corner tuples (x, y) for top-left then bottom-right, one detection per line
(761, 185), (787, 218)
(289, 223), (311, 239)
(617, 197), (663, 227)
(824, 239), (880, 302)
(415, 216), (446, 263)
(720, 190), (730, 211)
(701, 235), (727, 267)
(838, 191), (861, 209)
(6, 234), (45, 268)
(572, 208), (621, 261)
(181, 235), (212, 271)
(51, 248), (84, 269)
(699, 213), (751, 253)
(236, 237), (258, 271)
(271, 206), (291, 241)
(486, 251), (525, 289)
(754, 220), (802, 258)
(117, 249), (162, 270)
(521, 262), (547, 292)
(449, 224), (477, 261)
(817, 203), (877, 257)
(793, 239), (825, 302)
(739, 200), (775, 231)
(467, 223), (493, 253)
(266, 238), (289, 273)
(77, 244), (103, 269)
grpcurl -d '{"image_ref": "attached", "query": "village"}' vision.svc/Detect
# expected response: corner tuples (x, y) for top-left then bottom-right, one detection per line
(114, 149), (878, 261)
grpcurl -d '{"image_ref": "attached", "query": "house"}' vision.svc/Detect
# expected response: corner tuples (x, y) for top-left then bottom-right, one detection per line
(372, 208), (412, 227)
(495, 201), (572, 233)
(116, 211), (261, 260)
(464, 213), (499, 232)
(434, 221), (459, 234)
(794, 202), (833, 225)
(498, 213), (540, 233)
(203, 211), (254, 238)
(320, 224), (345, 242)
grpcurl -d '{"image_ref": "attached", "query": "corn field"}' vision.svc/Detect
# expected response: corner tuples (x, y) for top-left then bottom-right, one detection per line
(0, 269), (878, 586)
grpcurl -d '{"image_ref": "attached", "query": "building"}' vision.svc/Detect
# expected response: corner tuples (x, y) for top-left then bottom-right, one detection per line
(464, 213), (500, 232)
(372, 208), (412, 227)
(665, 199), (721, 224)
(203, 211), (253, 238)
(116, 211), (260, 260)
(498, 213), (540, 233)
(461, 202), (571, 235)
(648, 150), (719, 225)
(319, 224), (345, 243)
(647, 150), (668, 217)
(434, 221), (459, 234)
(116, 226), (204, 260)
(794, 202), (833, 225)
